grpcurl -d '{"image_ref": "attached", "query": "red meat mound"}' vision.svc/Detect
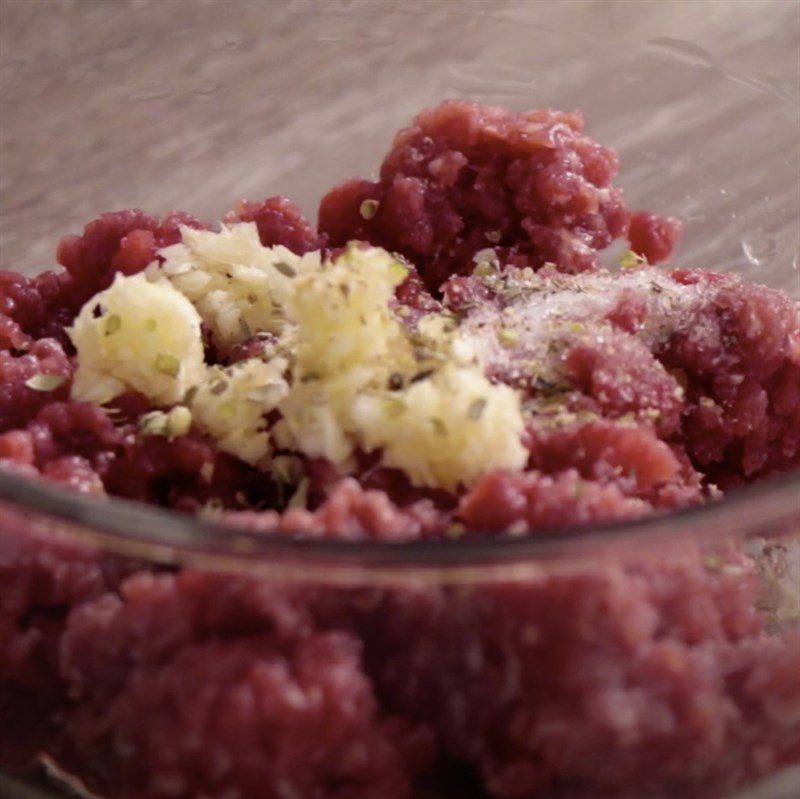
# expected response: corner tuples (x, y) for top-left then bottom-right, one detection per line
(628, 211), (682, 265)
(57, 571), (422, 799)
(0, 520), (133, 768)
(224, 196), (323, 254)
(0, 338), (72, 431)
(319, 100), (634, 292)
(458, 468), (647, 534)
(366, 548), (799, 799)
(662, 269), (800, 485)
(224, 477), (444, 543)
(0, 211), (208, 346)
(524, 420), (701, 504)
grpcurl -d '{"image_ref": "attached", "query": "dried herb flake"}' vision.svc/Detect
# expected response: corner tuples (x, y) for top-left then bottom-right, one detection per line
(155, 353), (180, 378)
(104, 314), (122, 335)
(25, 374), (65, 392)
(273, 261), (297, 278)
(467, 398), (487, 420)
(359, 199), (380, 219)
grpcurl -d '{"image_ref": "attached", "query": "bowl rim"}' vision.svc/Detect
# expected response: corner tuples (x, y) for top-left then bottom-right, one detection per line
(1, 468), (798, 581)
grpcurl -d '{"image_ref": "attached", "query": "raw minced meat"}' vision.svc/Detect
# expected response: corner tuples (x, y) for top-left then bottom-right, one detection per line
(57, 571), (422, 799)
(319, 101), (633, 292)
(2, 517), (798, 799)
(1, 100), (798, 799)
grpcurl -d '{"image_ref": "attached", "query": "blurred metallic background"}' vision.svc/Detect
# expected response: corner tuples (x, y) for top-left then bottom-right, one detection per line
(1, 0), (798, 293)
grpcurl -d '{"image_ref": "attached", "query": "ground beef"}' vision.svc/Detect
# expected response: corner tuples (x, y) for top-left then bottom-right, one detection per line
(224, 196), (324, 254)
(458, 468), (648, 533)
(56, 571), (421, 799)
(0, 518), (134, 769)
(524, 420), (699, 500)
(628, 211), (682, 265)
(0, 338), (72, 430)
(1, 210), (209, 347)
(101, 429), (275, 513)
(319, 101), (672, 293)
(450, 264), (800, 493)
(337, 546), (800, 799)
(2, 104), (793, 532)
(3, 525), (796, 799)
(563, 332), (685, 437)
(1, 99), (798, 799)
(225, 478), (445, 543)
(663, 269), (800, 486)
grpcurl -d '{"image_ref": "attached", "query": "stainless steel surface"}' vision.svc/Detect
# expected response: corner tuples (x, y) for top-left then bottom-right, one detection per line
(1, 0), (799, 295)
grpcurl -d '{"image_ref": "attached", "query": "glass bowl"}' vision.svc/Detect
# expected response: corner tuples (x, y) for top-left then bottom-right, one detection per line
(1, 2), (798, 798)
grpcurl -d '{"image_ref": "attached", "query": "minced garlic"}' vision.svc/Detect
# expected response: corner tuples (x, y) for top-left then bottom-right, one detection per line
(190, 358), (289, 465)
(272, 243), (527, 488)
(154, 222), (321, 350)
(69, 272), (205, 405)
(138, 405), (193, 440)
(274, 244), (417, 464)
(354, 363), (527, 491)
(69, 227), (529, 491)
(287, 243), (414, 381)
